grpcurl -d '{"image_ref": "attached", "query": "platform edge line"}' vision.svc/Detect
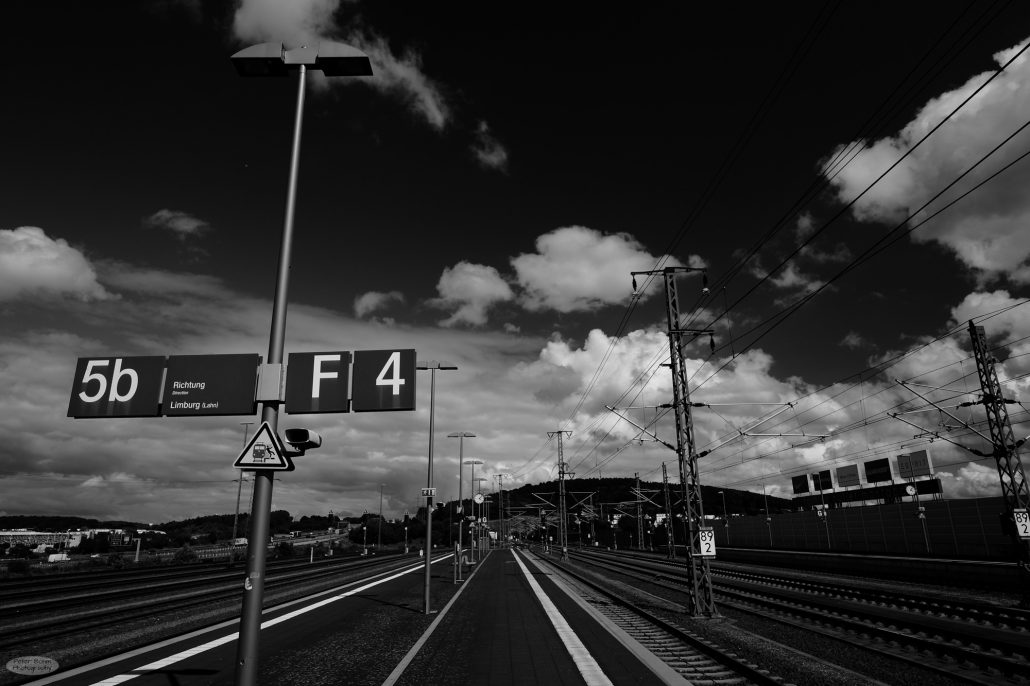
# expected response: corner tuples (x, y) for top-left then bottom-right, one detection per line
(381, 548), (493, 686)
(522, 550), (693, 686)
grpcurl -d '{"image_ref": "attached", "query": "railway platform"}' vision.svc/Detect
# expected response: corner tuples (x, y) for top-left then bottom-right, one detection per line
(386, 547), (683, 686)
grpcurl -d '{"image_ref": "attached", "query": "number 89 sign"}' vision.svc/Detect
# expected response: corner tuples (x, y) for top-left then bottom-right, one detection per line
(698, 527), (717, 557)
(351, 349), (416, 412)
(1015, 509), (1030, 540)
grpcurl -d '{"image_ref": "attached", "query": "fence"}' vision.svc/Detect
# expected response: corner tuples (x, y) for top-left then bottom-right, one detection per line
(714, 496), (1015, 559)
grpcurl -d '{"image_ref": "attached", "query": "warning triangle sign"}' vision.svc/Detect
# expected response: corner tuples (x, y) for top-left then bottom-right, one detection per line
(233, 421), (294, 471)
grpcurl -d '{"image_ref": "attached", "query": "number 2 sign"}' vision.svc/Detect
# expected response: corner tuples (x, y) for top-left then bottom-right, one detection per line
(351, 349), (416, 412)
(1015, 509), (1030, 540)
(698, 527), (717, 557)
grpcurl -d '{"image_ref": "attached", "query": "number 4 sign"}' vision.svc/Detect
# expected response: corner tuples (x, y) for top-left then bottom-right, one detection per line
(351, 349), (416, 412)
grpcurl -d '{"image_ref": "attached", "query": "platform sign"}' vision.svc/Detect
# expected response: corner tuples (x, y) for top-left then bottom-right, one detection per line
(162, 354), (260, 416)
(898, 450), (932, 479)
(233, 421), (293, 471)
(836, 464), (860, 488)
(864, 457), (892, 483)
(698, 527), (716, 557)
(1015, 509), (1030, 539)
(421, 487), (436, 498)
(791, 475), (810, 494)
(285, 351), (351, 414)
(352, 349), (416, 412)
(67, 356), (166, 418)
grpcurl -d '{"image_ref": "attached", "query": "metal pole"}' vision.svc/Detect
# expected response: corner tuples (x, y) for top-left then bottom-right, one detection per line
(235, 64), (307, 686)
(378, 484), (384, 550)
(456, 436), (465, 582)
(424, 367), (436, 613)
(231, 422), (254, 552)
(470, 461), (476, 564)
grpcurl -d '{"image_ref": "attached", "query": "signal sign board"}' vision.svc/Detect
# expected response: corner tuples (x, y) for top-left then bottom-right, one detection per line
(162, 354), (260, 416)
(1015, 509), (1030, 539)
(67, 356), (166, 418)
(352, 349), (416, 412)
(421, 488), (436, 498)
(698, 527), (716, 557)
(285, 351), (351, 414)
(233, 422), (293, 471)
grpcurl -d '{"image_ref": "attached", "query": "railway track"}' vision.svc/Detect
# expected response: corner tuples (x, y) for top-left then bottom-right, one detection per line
(0, 552), (429, 650)
(525, 548), (786, 685)
(564, 548), (1030, 684)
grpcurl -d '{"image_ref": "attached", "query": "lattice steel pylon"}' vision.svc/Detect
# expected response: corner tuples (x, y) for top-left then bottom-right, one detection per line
(969, 321), (1030, 604)
(548, 430), (573, 561)
(632, 265), (718, 616)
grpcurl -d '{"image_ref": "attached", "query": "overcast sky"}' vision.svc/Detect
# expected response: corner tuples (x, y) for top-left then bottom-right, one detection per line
(3, 1), (1030, 524)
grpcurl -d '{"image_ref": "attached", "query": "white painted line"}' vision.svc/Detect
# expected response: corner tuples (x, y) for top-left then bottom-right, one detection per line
(520, 550), (691, 686)
(380, 549), (492, 686)
(512, 550), (614, 686)
(78, 557), (449, 685)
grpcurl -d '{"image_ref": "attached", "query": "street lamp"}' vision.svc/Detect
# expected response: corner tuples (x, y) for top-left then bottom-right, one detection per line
(404, 525), (408, 554)
(231, 422), (254, 559)
(763, 483), (773, 547)
(473, 475), (487, 561)
(465, 460), (484, 563)
(448, 432), (475, 582)
(229, 39), (371, 686)
(362, 525), (367, 555)
(416, 361), (457, 614)
(719, 490), (729, 545)
(377, 483), (384, 550)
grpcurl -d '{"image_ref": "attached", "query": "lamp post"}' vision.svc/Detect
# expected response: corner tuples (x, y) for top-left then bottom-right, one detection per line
(229, 40), (371, 686)
(473, 475), (487, 560)
(404, 525), (408, 554)
(466, 461), (484, 563)
(448, 432), (475, 582)
(362, 525), (367, 555)
(719, 491), (729, 546)
(377, 483), (384, 550)
(763, 483), (773, 547)
(416, 361), (457, 613)
(230, 422), (254, 558)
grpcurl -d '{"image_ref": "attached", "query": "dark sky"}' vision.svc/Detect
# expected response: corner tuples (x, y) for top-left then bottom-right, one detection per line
(2, 1), (1029, 521)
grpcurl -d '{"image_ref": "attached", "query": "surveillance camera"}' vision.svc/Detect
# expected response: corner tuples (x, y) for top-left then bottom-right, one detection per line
(283, 428), (322, 451)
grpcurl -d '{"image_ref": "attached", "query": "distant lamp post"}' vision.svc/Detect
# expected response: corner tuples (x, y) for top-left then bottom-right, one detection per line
(763, 483), (773, 547)
(231, 422), (254, 558)
(718, 490), (729, 545)
(404, 525), (408, 554)
(465, 460), (484, 563)
(229, 40), (371, 686)
(416, 361), (457, 613)
(448, 432), (475, 582)
(362, 525), (367, 555)
(377, 483), (385, 549)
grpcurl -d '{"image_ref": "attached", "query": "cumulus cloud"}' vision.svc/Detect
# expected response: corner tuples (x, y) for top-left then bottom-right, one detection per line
(839, 332), (867, 349)
(432, 261), (514, 327)
(512, 226), (687, 312)
(471, 121), (508, 171)
(825, 38), (1030, 283)
(0, 227), (113, 302)
(143, 209), (211, 241)
(354, 290), (405, 318)
(233, 0), (338, 49)
(232, 0), (450, 131)
(349, 30), (450, 130)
